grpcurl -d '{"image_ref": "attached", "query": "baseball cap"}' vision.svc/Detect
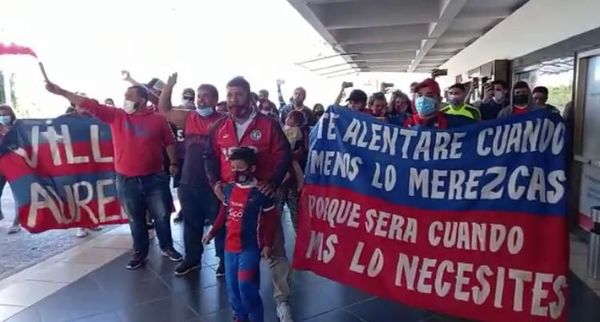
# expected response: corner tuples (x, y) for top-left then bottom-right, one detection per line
(346, 89), (368, 104)
(414, 78), (441, 97)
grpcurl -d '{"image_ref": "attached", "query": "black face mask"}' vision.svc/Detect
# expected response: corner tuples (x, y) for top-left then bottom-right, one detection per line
(234, 170), (252, 183)
(513, 94), (529, 105)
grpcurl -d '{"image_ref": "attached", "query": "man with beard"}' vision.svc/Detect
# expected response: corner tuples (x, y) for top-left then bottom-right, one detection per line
(279, 86), (317, 127)
(206, 76), (294, 322)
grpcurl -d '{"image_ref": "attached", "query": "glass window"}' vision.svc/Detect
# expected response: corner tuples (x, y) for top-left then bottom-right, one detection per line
(582, 55), (600, 161)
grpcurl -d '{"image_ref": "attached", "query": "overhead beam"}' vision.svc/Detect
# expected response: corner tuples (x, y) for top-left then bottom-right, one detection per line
(316, 0), (439, 30)
(342, 41), (421, 54)
(332, 24), (429, 46)
(408, 0), (468, 72)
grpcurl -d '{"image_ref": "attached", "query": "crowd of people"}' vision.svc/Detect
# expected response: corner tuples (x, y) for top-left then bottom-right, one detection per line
(0, 70), (567, 322)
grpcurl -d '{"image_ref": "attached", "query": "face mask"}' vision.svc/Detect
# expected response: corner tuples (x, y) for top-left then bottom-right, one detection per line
(493, 91), (504, 103)
(123, 100), (137, 114)
(513, 94), (529, 105)
(448, 95), (463, 106)
(229, 105), (250, 119)
(233, 169), (252, 183)
(196, 106), (214, 117)
(0, 115), (12, 126)
(415, 96), (437, 116)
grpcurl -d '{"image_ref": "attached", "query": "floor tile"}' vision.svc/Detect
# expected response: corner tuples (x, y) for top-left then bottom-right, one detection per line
(25, 262), (98, 284)
(0, 280), (64, 307)
(178, 285), (230, 316)
(304, 309), (364, 322)
(30, 276), (122, 322)
(57, 247), (125, 265)
(199, 309), (234, 322)
(158, 267), (220, 293)
(346, 297), (430, 322)
(568, 273), (600, 322)
(68, 312), (122, 322)
(0, 304), (24, 321)
(118, 296), (199, 322)
(92, 235), (133, 249)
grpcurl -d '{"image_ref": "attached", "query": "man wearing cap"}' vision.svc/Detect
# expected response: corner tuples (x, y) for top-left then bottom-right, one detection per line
(346, 89), (369, 113)
(45, 81), (183, 270)
(172, 88), (196, 223)
(405, 78), (450, 129)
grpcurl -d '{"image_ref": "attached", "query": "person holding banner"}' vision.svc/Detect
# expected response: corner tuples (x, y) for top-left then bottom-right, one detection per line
(498, 81), (544, 118)
(158, 73), (227, 277)
(206, 76), (294, 322)
(45, 81), (183, 270)
(0, 104), (21, 234)
(405, 78), (450, 129)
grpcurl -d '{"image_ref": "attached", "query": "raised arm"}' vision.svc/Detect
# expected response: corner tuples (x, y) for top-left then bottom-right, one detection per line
(158, 73), (188, 128)
(45, 82), (87, 109)
(122, 70), (160, 105)
(334, 81), (352, 106)
(276, 80), (286, 109)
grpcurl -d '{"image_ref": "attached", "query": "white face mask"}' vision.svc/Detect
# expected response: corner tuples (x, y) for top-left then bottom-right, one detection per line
(123, 100), (137, 114)
(195, 106), (214, 117)
(493, 91), (504, 103)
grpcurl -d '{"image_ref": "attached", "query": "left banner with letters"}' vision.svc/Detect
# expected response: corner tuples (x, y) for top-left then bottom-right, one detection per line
(0, 115), (127, 233)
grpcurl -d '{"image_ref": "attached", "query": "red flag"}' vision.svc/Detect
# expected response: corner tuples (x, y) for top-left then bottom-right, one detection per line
(0, 42), (37, 58)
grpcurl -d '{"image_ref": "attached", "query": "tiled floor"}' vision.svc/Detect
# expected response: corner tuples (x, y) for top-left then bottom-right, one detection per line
(1, 222), (599, 322)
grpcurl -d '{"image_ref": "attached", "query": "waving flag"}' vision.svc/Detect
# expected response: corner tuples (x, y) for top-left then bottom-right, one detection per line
(0, 42), (37, 58)
(0, 114), (127, 233)
(293, 107), (569, 322)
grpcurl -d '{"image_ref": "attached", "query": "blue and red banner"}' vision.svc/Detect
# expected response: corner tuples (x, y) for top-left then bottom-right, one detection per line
(0, 114), (126, 233)
(293, 107), (569, 322)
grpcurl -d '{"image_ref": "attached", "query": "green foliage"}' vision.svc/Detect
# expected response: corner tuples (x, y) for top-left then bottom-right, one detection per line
(546, 84), (573, 110)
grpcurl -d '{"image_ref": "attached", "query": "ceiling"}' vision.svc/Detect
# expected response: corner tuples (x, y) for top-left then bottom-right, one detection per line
(288, 0), (528, 74)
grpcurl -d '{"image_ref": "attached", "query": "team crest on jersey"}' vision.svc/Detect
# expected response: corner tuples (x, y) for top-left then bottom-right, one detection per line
(250, 129), (262, 141)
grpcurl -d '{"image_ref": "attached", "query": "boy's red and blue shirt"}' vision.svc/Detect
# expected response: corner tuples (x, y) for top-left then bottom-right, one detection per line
(210, 182), (276, 252)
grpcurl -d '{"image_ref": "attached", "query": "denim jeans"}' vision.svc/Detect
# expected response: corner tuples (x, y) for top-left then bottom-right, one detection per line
(179, 184), (218, 264)
(116, 173), (174, 257)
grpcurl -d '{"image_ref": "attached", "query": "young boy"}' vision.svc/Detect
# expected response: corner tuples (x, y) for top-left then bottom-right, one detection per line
(203, 147), (276, 322)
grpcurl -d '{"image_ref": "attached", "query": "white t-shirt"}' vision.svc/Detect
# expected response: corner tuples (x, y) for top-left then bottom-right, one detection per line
(234, 110), (257, 140)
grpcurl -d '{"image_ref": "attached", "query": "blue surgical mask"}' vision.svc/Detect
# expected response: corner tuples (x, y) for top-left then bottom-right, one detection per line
(415, 96), (438, 116)
(0, 115), (12, 126)
(196, 106), (214, 117)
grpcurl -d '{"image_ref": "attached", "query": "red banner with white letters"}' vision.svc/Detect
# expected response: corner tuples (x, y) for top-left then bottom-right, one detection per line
(293, 107), (569, 322)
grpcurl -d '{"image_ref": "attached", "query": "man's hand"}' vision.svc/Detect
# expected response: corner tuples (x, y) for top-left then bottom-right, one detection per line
(482, 84), (493, 102)
(202, 234), (213, 245)
(45, 81), (65, 96)
(166, 73), (177, 88)
(169, 164), (178, 176)
(261, 246), (272, 260)
(276, 79), (285, 86)
(213, 182), (226, 202)
(121, 70), (132, 82)
(257, 181), (276, 197)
